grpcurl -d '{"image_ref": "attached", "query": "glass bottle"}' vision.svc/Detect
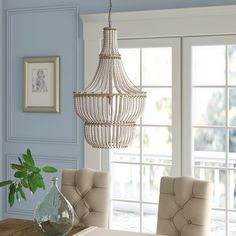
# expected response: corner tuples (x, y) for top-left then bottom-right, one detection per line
(34, 177), (74, 236)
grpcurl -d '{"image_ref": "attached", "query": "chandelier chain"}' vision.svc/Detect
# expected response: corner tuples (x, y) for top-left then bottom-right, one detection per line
(108, 0), (112, 28)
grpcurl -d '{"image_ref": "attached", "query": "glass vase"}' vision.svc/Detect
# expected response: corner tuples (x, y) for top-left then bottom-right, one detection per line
(34, 177), (74, 236)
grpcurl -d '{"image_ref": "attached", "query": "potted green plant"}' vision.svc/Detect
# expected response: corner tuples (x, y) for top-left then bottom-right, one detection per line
(0, 148), (57, 207)
(0, 149), (75, 236)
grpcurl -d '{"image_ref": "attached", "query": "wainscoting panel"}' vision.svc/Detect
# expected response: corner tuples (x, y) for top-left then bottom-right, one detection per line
(6, 5), (79, 144)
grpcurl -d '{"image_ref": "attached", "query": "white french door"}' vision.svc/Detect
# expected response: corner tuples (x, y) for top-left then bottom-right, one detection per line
(183, 35), (236, 236)
(108, 38), (181, 233)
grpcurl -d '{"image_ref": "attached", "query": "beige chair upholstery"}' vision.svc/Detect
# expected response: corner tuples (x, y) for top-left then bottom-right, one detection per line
(61, 168), (111, 228)
(157, 176), (213, 236)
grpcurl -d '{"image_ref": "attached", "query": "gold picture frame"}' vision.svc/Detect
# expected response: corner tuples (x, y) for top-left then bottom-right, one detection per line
(23, 56), (60, 112)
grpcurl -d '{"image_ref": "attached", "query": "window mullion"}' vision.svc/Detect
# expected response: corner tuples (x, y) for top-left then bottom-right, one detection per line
(140, 47), (143, 232)
(226, 45), (229, 236)
(182, 38), (193, 176)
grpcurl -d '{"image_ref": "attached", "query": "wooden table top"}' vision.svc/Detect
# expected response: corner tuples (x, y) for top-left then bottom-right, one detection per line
(0, 218), (85, 236)
(74, 227), (167, 236)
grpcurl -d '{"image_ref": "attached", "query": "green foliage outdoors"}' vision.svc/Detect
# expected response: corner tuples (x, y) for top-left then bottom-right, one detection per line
(0, 149), (57, 207)
(194, 89), (236, 152)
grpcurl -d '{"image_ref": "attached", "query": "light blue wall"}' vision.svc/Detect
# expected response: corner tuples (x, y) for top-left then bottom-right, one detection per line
(2, 0), (82, 219)
(2, 0), (236, 220)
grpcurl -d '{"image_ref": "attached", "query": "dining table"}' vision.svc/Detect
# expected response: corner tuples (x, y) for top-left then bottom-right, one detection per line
(0, 218), (85, 236)
(0, 218), (167, 236)
(73, 226), (167, 236)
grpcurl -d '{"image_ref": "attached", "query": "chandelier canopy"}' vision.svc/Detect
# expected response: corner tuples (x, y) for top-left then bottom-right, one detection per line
(74, 0), (146, 148)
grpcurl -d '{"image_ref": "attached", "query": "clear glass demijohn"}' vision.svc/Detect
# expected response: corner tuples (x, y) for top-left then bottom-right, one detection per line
(34, 177), (74, 236)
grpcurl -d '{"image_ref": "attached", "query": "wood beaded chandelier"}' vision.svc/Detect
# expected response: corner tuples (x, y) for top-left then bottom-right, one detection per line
(74, 0), (146, 148)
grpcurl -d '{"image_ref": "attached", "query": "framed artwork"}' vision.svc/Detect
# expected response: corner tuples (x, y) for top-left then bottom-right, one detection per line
(23, 56), (60, 112)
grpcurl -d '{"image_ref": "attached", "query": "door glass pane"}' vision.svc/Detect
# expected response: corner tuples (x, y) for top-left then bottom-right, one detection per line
(229, 88), (236, 126)
(194, 128), (225, 152)
(143, 204), (158, 234)
(142, 88), (172, 126)
(143, 127), (172, 160)
(229, 170), (236, 210)
(192, 45), (226, 85)
(229, 128), (236, 156)
(229, 146), (236, 168)
(112, 127), (140, 163)
(142, 48), (172, 86)
(229, 212), (236, 236)
(120, 48), (140, 86)
(111, 201), (140, 232)
(143, 153), (172, 165)
(211, 210), (226, 236)
(194, 168), (226, 209)
(112, 150), (140, 163)
(229, 45), (236, 85)
(112, 163), (140, 201)
(194, 151), (225, 168)
(142, 165), (171, 203)
(192, 88), (225, 126)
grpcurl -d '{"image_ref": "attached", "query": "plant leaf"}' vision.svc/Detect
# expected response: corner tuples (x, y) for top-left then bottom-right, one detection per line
(42, 166), (57, 173)
(9, 184), (15, 207)
(18, 184), (26, 201)
(18, 157), (23, 165)
(33, 173), (45, 189)
(26, 149), (35, 166)
(28, 174), (37, 194)
(22, 153), (34, 168)
(32, 167), (41, 173)
(21, 178), (29, 188)
(14, 171), (27, 179)
(22, 162), (35, 171)
(10, 164), (27, 172)
(0, 180), (12, 187)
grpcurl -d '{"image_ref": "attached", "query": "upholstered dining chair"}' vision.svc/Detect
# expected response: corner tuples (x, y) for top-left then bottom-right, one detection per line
(157, 176), (213, 236)
(61, 168), (111, 228)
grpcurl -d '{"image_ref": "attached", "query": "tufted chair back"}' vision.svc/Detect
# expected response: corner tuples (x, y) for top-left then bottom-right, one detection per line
(157, 176), (213, 236)
(61, 169), (111, 228)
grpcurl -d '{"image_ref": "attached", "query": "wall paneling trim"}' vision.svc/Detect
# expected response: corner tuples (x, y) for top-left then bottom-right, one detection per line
(6, 5), (79, 144)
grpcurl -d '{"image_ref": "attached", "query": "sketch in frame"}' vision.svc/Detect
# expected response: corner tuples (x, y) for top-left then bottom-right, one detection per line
(24, 56), (60, 112)
(32, 68), (48, 93)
